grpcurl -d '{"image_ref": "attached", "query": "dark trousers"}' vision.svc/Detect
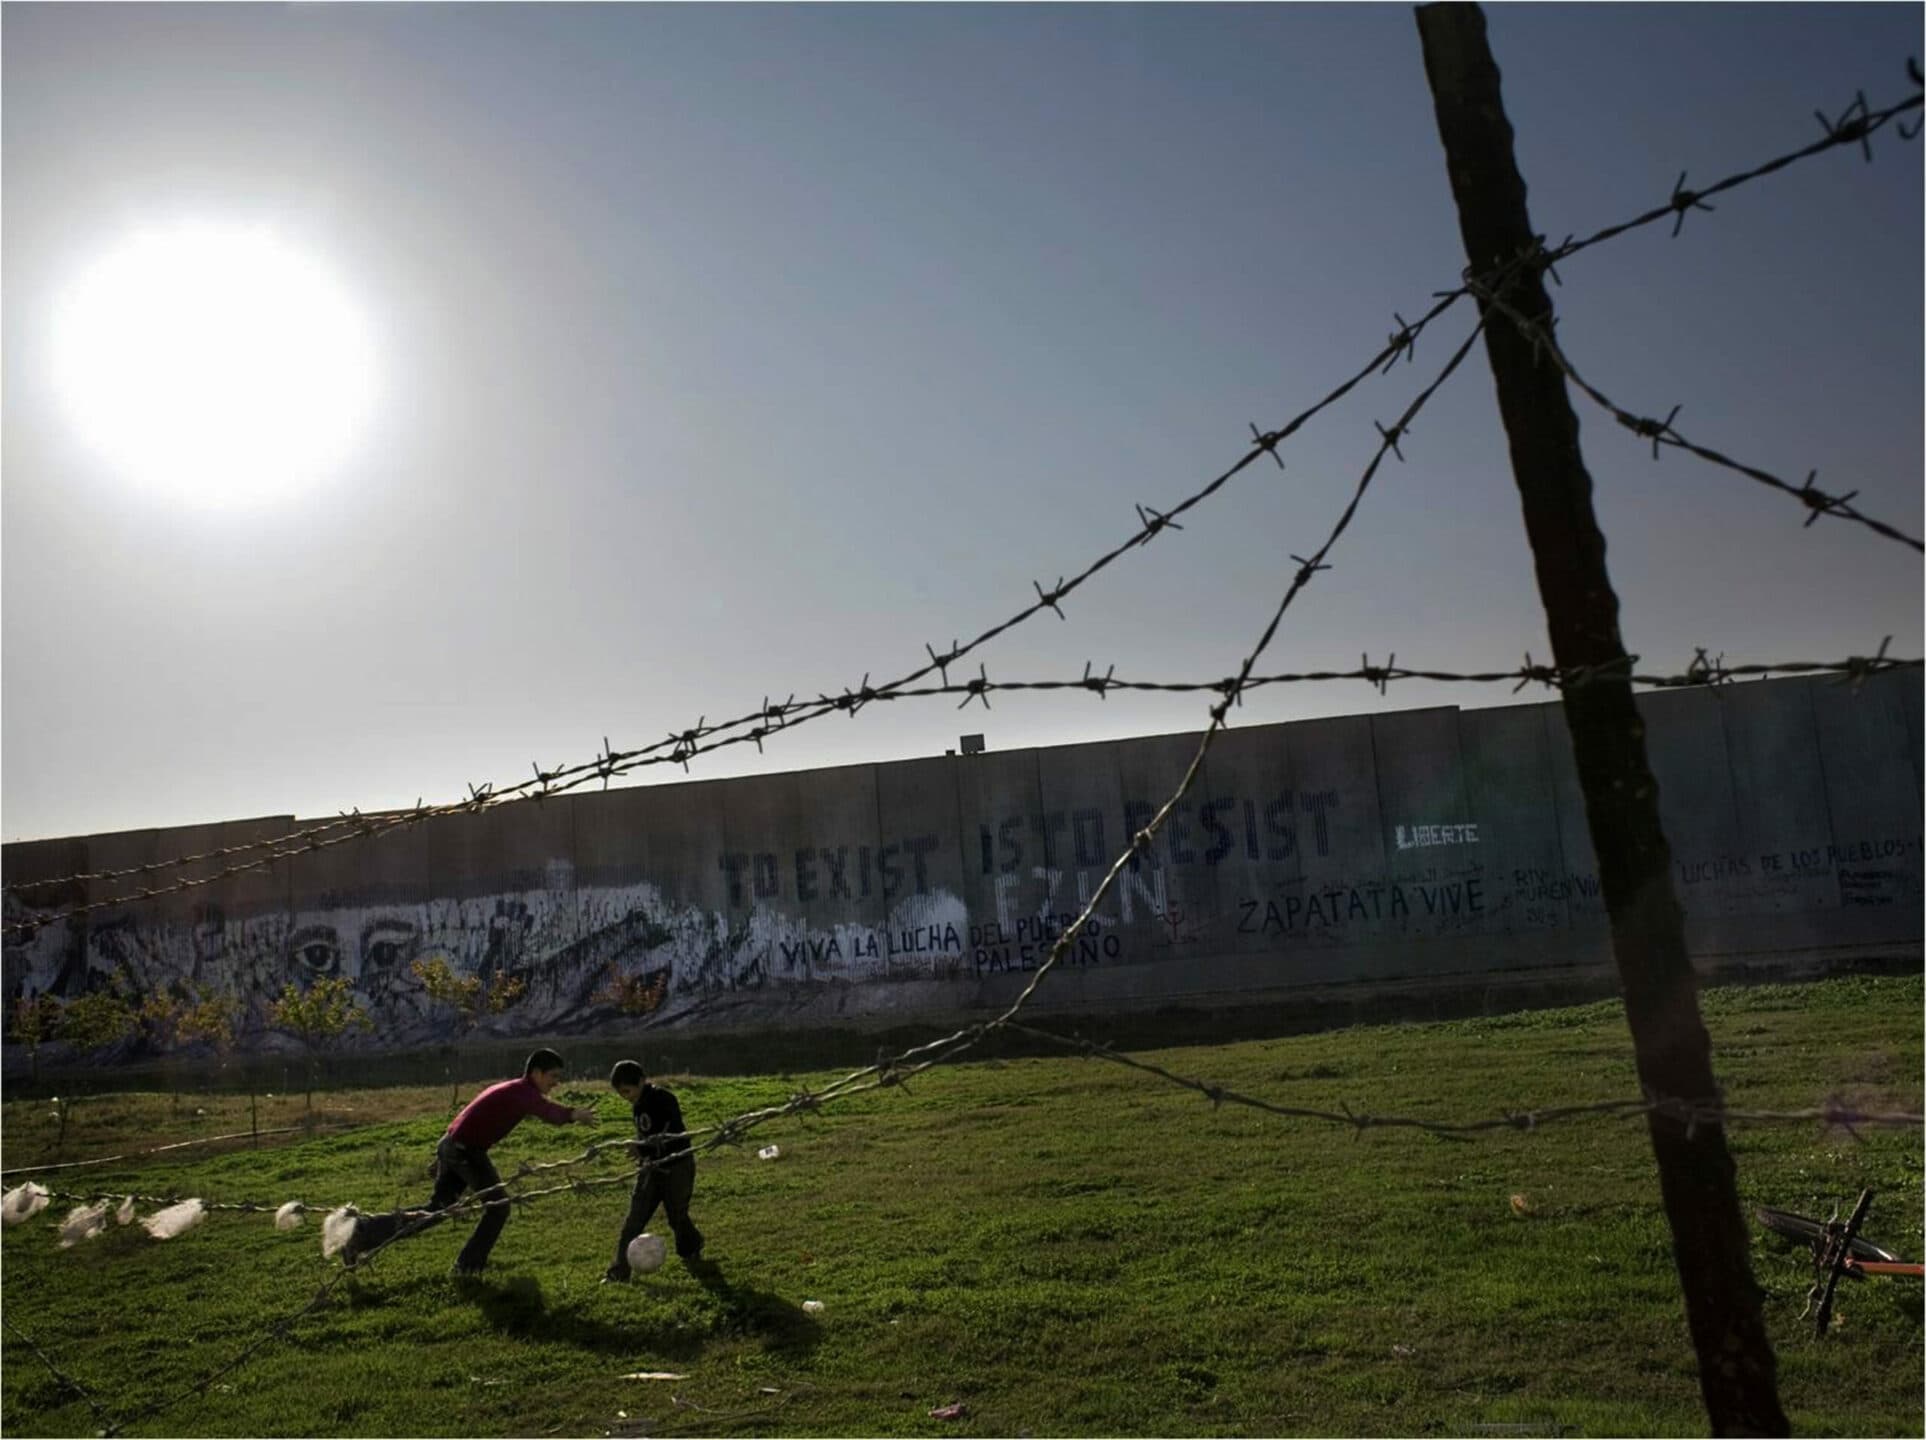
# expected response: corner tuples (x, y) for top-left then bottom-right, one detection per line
(613, 1154), (702, 1270)
(357, 1135), (510, 1271)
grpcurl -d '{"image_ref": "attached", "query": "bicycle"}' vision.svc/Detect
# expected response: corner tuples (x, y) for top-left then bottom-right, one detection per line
(1756, 1190), (1923, 1336)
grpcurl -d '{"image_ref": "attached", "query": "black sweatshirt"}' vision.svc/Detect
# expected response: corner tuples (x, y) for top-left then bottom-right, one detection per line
(631, 1083), (691, 1164)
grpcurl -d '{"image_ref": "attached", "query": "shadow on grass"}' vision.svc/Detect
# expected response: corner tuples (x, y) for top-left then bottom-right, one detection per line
(471, 1276), (647, 1355)
(464, 1262), (822, 1362)
(684, 1257), (823, 1359)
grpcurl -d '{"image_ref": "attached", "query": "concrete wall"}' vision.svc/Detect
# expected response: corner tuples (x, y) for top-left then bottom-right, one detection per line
(4, 671), (1919, 1058)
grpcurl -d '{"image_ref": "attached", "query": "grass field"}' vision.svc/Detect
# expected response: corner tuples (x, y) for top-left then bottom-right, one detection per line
(2, 973), (1920, 1438)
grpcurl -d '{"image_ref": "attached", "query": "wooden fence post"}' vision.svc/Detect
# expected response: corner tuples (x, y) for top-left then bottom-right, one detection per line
(1414, 5), (1788, 1432)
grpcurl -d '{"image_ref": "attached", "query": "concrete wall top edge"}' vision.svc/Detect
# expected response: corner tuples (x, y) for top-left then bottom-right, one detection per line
(4, 813), (299, 851)
(6, 671), (1918, 867)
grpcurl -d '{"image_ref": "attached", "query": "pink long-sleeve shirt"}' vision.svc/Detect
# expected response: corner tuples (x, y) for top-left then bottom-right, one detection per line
(445, 1076), (576, 1151)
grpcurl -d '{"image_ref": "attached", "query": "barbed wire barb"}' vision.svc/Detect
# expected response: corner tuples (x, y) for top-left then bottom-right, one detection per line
(1668, 171), (1715, 236)
(1132, 501), (1185, 545)
(1814, 92), (1876, 162)
(1380, 312), (1418, 373)
(1362, 652), (1396, 695)
(1621, 403), (1683, 459)
(1033, 579), (1069, 620)
(1470, 283), (1924, 553)
(925, 641), (961, 685)
(959, 664), (992, 711)
(1833, 635), (1896, 691)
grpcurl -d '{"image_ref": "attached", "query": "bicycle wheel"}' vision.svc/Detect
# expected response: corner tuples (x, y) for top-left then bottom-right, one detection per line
(1755, 1206), (1904, 1264)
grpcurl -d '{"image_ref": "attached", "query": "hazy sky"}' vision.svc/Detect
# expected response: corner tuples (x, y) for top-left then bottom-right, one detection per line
(3, 3), (1920, 844)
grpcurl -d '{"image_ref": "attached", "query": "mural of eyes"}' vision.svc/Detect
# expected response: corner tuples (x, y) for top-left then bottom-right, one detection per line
(359, 918), (419, 976)
(286, 925), (341, 978)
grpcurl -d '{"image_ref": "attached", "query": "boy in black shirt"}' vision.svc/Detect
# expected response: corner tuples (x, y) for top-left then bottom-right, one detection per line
(602, 1059), (705, 1281)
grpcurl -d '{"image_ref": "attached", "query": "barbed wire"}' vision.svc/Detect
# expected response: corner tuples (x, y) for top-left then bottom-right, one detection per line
(1, 640), (1911, 945)
(9, 1065), (943, 1228)
(0, 639), (1911, 948)
(2, 1311), (121, 1435)
(7, 61), (1925, 1440)
(894, 650), (1922, 697)
(0, 1126), (311, 1180)
(1547, 77), (1921, 266)
(998, 1023), (1923, 1141)
(5, 300), (1488, 1439)
(6, 69), (1918, 927)
(7, 264), (1916, 1246)
(0, 286), (1465, 931)
(13, 1017), (1921, 1432)
(1463, 279), (1925, 552)
(1, 633), (1909, 946)
(48, 1052), (970, 1436)
(9, 1037), (1921, 1432)
(86, 644), (1892, 742)
(16, 1068), (1922, 1229)
(11, 1046), (1923, 1421)
(29, 1186), (331, 1216)
(12, 1064), (1919, 1424)
(15, 64), (1926, 1440)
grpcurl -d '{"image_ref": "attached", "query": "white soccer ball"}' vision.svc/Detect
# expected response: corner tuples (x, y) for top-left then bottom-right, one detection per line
(626, 1233), (668, 1274)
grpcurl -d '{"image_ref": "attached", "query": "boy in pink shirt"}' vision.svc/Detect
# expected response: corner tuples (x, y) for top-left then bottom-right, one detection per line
(344, 1047), (597, 1276)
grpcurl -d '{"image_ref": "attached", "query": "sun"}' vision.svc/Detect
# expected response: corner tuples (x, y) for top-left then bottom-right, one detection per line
(50, 223), (377, 508)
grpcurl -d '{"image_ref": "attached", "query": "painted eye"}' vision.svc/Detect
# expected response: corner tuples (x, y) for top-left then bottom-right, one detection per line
(287, 926), (340, 976)
(359, 920), (418, 974)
